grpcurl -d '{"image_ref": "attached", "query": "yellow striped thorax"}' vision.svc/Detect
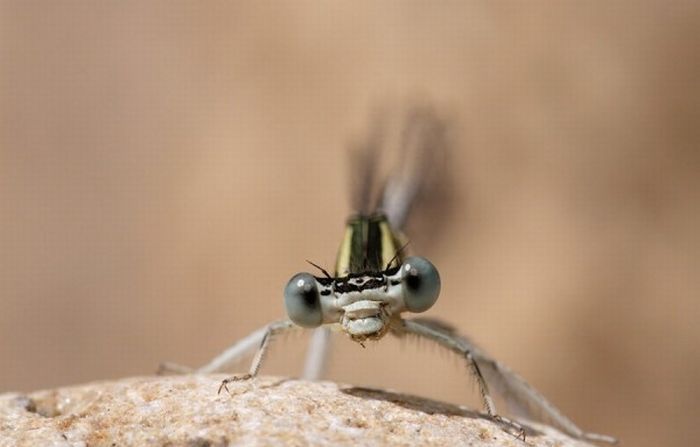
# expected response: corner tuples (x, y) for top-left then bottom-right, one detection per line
(334, 213), (406, 277)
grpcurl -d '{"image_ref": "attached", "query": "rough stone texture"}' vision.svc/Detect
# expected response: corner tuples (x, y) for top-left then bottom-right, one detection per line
(0, 375), (597, 446)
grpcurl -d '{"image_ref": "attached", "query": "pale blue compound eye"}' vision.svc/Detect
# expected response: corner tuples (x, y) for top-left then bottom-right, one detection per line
(284, 273), (323, 328)
(401, 256), (441, 313)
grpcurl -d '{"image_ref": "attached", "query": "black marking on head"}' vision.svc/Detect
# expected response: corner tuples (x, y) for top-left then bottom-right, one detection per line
(333, 277), (386, 294)
(315, 265), (401, 294)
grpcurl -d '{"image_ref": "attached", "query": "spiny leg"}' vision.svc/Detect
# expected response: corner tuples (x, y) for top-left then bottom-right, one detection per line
(158, 323), (269, 375)
(406, 318), (617, 444)
(218, 320), (295, 394)
(196, 324), (274, 374)
(396, 318), (526, 441)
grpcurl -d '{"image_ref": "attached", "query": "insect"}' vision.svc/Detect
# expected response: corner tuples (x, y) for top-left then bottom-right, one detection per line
(163, 108), (617, 444)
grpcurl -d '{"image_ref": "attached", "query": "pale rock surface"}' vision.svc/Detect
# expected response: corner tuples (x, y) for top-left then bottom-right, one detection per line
(0, 375), (597, 446)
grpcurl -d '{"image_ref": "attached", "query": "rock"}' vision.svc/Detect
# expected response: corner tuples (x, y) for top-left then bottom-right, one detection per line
(0, 375), (597, 446)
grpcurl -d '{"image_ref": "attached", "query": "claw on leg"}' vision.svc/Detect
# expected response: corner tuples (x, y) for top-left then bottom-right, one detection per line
(492, 415), (526, 442)
(218, 373), (253, 395)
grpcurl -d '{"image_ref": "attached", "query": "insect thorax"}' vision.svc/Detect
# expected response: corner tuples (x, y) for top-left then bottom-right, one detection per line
(334, 213), (405, 277)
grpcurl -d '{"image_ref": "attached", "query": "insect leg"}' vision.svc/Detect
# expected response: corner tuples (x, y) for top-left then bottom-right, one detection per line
(159, 323), (270, 375)
(218, 320), (296, 394)
(302, 327), (332, 380)
(398, 318), (617, 444)
(396, 318), (525, 440)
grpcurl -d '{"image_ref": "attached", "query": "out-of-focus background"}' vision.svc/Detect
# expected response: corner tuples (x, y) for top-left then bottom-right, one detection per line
(1, 2), (698, 446)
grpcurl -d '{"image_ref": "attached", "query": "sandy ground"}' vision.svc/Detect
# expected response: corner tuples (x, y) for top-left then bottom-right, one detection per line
(0, 375), (604, 446)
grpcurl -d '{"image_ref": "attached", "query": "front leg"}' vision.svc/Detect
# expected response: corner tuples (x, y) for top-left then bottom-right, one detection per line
(394, 318), (617, 444)
(394, 318), (525, 440)
(159, 320), (297, 376)
(218, 320), (296, 394)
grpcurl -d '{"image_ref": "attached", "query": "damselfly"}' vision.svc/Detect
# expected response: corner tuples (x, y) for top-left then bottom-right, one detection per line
(163, 108), (616, 444)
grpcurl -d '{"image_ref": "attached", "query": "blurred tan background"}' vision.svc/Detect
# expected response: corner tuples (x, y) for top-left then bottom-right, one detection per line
(1, 1), (699, 446)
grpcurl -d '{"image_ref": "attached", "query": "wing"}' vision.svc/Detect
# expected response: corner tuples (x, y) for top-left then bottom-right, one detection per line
(346, 105), (452, 233)
(380, 106), (451, 232)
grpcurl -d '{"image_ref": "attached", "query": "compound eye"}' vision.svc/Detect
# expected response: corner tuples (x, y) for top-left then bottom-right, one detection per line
(401, 256), (441, 313)
(284, 273), (323, 328)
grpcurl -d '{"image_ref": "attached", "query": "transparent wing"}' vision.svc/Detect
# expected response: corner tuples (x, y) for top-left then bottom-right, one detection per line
(345, 105), (452, 233)
(380, 106), (451, 232)
(347, 111), (385, 217)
